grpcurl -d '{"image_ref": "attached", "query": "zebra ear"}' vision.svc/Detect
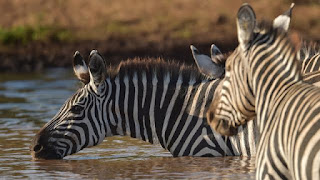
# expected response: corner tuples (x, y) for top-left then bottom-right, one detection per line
(210, 44), (225, 66)
(273, 3), (294, 31)
(88, 50), (107, 87)
(73, 51), (90, 84)
(236, 3), (256, 51)
(190, 45), (225, 79)
(210, 44), (222, 61)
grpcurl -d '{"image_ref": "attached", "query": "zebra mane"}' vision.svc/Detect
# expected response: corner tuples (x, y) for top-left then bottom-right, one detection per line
(298, 41), (320, 61)
(256, 20), (302, 47)
(255, 21), (319, 68)
(254, 20), (274, 34)
(107, 57), (211, 81)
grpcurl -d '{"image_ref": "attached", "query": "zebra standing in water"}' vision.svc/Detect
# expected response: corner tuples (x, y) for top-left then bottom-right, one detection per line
(207, 4), (320, 180)
(30, 3), (312, 160)
(31, 50), (257, 159)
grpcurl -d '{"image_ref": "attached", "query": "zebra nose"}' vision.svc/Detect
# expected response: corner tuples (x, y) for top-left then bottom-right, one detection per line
(33, 144), (43, 153)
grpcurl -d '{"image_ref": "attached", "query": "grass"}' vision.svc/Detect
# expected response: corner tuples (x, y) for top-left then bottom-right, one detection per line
(0, 26), (73, 45)
(0, 0), (318, 72)
(0, 0), (318, 45)
(106, 21), (131, 35)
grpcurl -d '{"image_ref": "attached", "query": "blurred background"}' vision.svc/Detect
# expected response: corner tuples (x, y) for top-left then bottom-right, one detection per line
(0, 0), (319, 72)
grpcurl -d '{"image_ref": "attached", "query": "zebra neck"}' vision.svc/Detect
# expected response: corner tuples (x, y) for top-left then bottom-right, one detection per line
(249, 33), (302, 132)
(104, 71), (218, 150)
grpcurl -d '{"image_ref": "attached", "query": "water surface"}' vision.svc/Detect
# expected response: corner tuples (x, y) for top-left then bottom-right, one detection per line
(0, 68), (255, 179)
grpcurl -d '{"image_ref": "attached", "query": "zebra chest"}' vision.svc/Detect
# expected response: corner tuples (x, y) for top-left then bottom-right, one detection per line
(255, 102), (297, 179)
(256, 129), (291, 179)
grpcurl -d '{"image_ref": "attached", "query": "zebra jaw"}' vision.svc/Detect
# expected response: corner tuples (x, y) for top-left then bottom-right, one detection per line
(206, 84), (238, 136)
(207, 110), (238, 136)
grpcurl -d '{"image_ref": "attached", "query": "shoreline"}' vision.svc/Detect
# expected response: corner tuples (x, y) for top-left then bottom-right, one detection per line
(0, 38), (238, 73)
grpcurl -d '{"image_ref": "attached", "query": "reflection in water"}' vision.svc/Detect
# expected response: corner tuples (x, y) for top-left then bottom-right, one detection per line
(32, 156), (255, 179)
(0, 68), (255, 179)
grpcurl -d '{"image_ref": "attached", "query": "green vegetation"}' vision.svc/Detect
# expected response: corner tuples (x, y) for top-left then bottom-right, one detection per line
(0, 26), (73, 45)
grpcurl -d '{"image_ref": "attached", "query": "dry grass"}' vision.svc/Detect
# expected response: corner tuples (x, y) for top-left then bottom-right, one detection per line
(0, 0), (319, 43)
(0, 0), (319, 72)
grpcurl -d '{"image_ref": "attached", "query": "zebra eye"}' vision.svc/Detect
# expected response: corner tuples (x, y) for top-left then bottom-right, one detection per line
(70, 105), (83, 114)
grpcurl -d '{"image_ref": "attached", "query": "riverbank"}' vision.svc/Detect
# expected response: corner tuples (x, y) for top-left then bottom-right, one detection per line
(0, 0), (319, 72)
(0, 37), (239, 72)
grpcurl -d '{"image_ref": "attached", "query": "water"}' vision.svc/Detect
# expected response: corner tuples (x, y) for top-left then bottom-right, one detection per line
(0, 68), (255, 179)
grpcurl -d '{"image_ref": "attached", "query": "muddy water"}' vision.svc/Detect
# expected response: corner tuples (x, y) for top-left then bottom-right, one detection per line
(0, 68), (255, 179)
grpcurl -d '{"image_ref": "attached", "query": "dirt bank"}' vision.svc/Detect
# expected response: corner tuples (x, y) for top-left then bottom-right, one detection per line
(0, 0), (319, 72)
(0, 37), (238, 72)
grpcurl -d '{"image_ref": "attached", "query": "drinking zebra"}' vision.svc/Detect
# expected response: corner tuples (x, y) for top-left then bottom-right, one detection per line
(30, 50), (257, 159)
(207, 4), (320, 180)
(31, 2), (310, 159)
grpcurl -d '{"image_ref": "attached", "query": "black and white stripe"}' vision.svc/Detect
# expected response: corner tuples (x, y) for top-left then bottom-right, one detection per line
(31, 52), (257, 159)
(207, 4), (320, 179)
(303, 71), (320, 86)
(299, 42), (320, 74)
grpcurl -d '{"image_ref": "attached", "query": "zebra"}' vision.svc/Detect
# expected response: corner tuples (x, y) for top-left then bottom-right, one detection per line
(206, 3), (320, 180)
(30, 50), (258, 159)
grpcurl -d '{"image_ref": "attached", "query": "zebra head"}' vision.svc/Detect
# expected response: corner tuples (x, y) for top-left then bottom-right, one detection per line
(31, 50), (108, 159)
(206, 3), (297, 136)
(190, 3), (294, 79)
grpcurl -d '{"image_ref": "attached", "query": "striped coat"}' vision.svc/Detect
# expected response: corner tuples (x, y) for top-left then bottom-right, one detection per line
(207, 4), (320, 180)
(30, 51), (257, 159)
